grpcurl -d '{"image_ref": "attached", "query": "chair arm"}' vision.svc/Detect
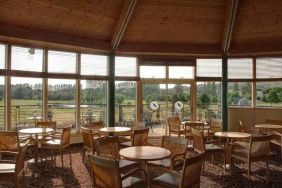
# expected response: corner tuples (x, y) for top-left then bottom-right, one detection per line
(93, 131), (101, 138)
(158, 166), (181, 177)
(232, 142), (249, 149)
(171, 152), (186, 162)
(121, 168), (147, 182)
(0, 151), (18, 156)
(271, 131), (282, 137)
(0, 160), (16, 164)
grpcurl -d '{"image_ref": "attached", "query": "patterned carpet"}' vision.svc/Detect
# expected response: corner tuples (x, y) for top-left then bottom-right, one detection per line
(1, 139), (282, 188)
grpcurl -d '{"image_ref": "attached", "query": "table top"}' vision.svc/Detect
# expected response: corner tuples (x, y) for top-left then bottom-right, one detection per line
(19, 127), (53, 134)
(182, 121), (208, 125)
(255, 124), (282, 129)
(26, 116), (43, 120)
(99, 127), (131, 133)
(119, 146), (171, 161)
(215, 131), (251, 138)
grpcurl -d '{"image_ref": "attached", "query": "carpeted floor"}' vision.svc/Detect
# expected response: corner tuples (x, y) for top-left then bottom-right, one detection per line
(1, 139), (282, 188)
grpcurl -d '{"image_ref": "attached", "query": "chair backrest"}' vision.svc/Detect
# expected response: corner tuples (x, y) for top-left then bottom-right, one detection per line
(180, 152), (206, 188)
(191, 128), (205, 154)
(36, 121), (56, 130)
(0, 131), (20, 152)
(265, 119), (282, 125)
(86, 121), (104, 130)
(210, 118), (222, 132)
(185, 122), (205, 133)
(132, 128), (149, 146)
(15, 143), (28, 176)
(61, 126), (72, 147)
(81, 127), (94, 151)
(250, 135), (271, 158)
(95, 136), (120, 159)
(88, 154), (121, 188)
(167, 116), (181, 131)
(161, 136), (188, 159)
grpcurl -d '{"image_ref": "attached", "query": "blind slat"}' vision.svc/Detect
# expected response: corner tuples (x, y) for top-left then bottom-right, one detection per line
(81, 54), (107, 76)
(257, 58), (282, 79)
(228, 58), (253, 79)
(115, 57), (137, 77)
(197, 59), (222, 77)
(48, 51), (76, 74)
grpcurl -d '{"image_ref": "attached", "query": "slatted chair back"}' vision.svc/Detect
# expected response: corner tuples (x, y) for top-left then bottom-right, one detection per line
(132, 128), (149, 146)
(81, 127), (94, 152)
(167, 116), (181, 131)
(15, 143), (28, 176)
(210, 118), (222, 132)
(180, 152), (206, 188)
(191, 128), (205, 154)
(161, 136), (188, 160)
(36, 121), (56, 130)
(95, 136), (120, 159)
(0, 131), (20, 152)
(88, 154), (121, 188)
(250, 135), (271, 158)
(61, 126), (72, 148)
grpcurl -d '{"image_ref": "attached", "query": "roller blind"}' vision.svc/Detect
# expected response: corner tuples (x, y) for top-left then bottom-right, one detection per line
(48, 50), (76, 73)
(197, 59), (222, 77)
(228, 58), (253, 79)
(81, 54), (107, 76)
(0, 44), (5, 69)
(11, 46), (43, 72)
(169, 66), (194, 79)
(115, 57), (137, 77)
(140, 66), (166, 78)
(256, 58), (282, 79)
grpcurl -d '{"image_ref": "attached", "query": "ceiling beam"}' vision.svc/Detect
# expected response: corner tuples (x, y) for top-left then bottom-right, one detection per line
(111, 0), (138, 51)
(222, 0), (239, 54)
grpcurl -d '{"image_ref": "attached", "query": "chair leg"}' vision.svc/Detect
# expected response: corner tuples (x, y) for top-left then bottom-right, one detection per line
(82, 148), (85, 162)
(69, 147), (72, 168)
(247, 161), (251, 180)
(266, 161), (269, 177)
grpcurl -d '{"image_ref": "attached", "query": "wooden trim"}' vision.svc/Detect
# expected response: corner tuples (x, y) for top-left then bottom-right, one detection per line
(255, 78), (282, 82)
(42, 50), (48, 121)
(115, 76), (139, 81)
(5, 45), (11, 130)
(252, 58), (256, 108)
(228, 79), (253, 82)
(111, 0), (138, 50)
(196, 77), (222, 82)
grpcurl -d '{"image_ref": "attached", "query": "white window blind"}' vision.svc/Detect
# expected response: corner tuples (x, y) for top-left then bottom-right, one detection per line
(0, 44), (5, 69)
(81, 54), (107, 76)
(228, 58), (253, 79)
(140, 66), (166, 78)
(11, 46), (43, 72)
(169, 66), (194, 79)
(48, 50), (76, 73)
(197, 59), (222, 77)
(115, 57), (137, 77)
(256, 58), (282, 79)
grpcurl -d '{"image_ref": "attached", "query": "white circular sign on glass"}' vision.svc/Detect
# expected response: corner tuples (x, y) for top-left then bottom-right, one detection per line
(175, 101), (183, 110)
(150, 101), (159, 111)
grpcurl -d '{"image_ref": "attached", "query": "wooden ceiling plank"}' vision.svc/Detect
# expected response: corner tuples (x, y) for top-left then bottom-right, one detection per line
(111, 0), (138, 50)
(222, 0), (239, 54)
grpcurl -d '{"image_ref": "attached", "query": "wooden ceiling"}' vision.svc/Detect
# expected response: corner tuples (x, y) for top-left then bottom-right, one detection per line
(0, 0), (282, 57)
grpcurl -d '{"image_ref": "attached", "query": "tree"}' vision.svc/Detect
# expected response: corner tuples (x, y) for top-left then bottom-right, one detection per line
(199, 93), (210, 108)
(267, 89), (280, 106)
(115, 94), (125, 104)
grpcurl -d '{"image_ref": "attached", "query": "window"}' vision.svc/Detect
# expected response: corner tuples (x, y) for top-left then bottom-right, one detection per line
(228, 58), (253, 79)
(48, 50), (76, 73)
(48, 79), (76, 129)
(140, 66), (166, 78)
(80, 80), (107, 125)
(228, 82), (252, 106)
(81, 54), (107, 76)
(11, 46), (43, 72)
(256, 82), (282, 107)
(169, 66), (194, 79)
(256, 58), (282, 79)
(11, 77), (42, 129)
(0, 77), (4, 130)
(197, 59), (222, 77)
(0, 44), (5, 69)
(115, 57), (137, 77)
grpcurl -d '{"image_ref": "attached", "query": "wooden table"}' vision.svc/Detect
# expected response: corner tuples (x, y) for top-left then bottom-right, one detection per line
(19, 127), (53, 163)
(255, 124), (282, 134)
(26, 116), (43, 125)
(99, 127), (131, 136)
(215, 131), (251, 171)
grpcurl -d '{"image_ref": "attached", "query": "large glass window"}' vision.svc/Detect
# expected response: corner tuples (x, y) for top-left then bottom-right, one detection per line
(48, 79), (76, 129)
(168, 66), (194, 79)
(80, 80), (107, 126)
(11, 77), (42, 129)
(228, 58), (253, 79)
(11, 46), (43, 72)
(48, 51), (76, 73)
(140, 66), (166, 78)
(256, 82), (282, 107)
(0, 44), (5, 69)
(197, 59), (222, 77)
(256, 58), (282, 79)
(197, 82), (221, 122)
(0, 77), (4, 130)
(228, 82), (252, 106)
(115, 57), (137, 77)
(81, 54), (107, 76)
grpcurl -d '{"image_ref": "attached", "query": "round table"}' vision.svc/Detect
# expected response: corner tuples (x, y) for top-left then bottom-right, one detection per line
(255, 124), (282, 134)
(99, 127), (131, 135)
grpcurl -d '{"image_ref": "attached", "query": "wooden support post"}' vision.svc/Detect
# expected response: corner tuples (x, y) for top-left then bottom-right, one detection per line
(222, 55), (228, 131)
(5, 44), (11, 130)
(108, 52), (115, 127)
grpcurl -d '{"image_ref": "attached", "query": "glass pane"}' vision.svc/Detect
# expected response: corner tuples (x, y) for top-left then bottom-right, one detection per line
(256, 58), (282, 79)
(256, 82), (282, 107)
(140, 66), (166, 78)
(81, 54), (107, 76)
(197, 59), (222, 77)
(169, 66), (194, 79)
(228, 82), (252, 106)
(48, 79), (76, 129)
(80, 80), (107, 126)
(48, 50), (76, 73)
(115, 81), (136, 126)
(115, 57), (137, 77)
(228, 58), (253, 79)
(0, 44), (5, 69)
(197, 82), (222, 122)
(11, 46), (43, 72)
(11, 77), (42, 130)
(0, 77), (5, 130)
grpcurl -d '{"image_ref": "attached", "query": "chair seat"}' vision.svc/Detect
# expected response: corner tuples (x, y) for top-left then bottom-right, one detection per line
(0, 163), (15, 174)
(271, 139), (281, 146)
(148, 158), (171, 168)
(122, 176), (146, 188)
(120, 141), (132, 148)
(151, 173), (179, 188)
(119, 159), (139, 171)
(205, 143), (223, 152)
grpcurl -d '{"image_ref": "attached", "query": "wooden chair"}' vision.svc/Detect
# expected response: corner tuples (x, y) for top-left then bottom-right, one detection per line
(231, 135), (271, 180)
(167, 116), (184, 137)
(36, 121), (59, 142)
(94, 136), (140, 173)
(151, 152), (206, 188)
(119, 128), (149, 148)
(118, 121), (145, 144)
(0, 143), (28, 188)
(184, 122), (205, 141)
(148, 136), (188, 170)
(81, 127), (100, 162)
(88, 154), (146, 188)
(41, 126), (72, 170)
(265, 119), (282, 159)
